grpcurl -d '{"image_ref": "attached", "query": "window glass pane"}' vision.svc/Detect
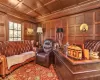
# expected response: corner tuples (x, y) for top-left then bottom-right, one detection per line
(9, 22), (22, 41)
(9, 22), (13, 29)
(18, 38), (21, 41)
(18, 24), (21, 30)
(14, 30), (17, 37)
(18, 31), (21, 37)
(9, 38), (13, 41)
(14, 38), (18, 41)
(9, 30), (13, 37)
(14, 23), (18, 30)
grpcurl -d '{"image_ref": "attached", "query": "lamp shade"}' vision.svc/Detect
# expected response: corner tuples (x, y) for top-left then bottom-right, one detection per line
(56, 28), (63, 33)
(37, 27), (43, 33)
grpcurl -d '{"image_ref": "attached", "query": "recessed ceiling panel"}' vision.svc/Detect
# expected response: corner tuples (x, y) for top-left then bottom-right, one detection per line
(35, 6), (49, 16)
(15, 3), (31, 13)
(60, 0), (77, 8)
(27, 11), (39, 17)
(0, 0), (19, 7)
(22, 0), (41, 9)
(46, 0), (62, 12)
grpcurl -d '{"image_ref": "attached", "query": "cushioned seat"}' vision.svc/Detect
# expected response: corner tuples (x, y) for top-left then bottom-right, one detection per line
(36, 39), (54, 67)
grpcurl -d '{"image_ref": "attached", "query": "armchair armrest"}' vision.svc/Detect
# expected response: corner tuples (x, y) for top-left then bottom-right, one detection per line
(0, 54), (7, 78)
(36, 48), (44, 53)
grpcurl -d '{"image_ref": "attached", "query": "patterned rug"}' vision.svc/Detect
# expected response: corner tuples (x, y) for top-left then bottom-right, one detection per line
(0, 62), (58, 80)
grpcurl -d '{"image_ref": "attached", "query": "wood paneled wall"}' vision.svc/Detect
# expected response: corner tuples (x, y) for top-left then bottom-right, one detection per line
(0, 12), (7, 41)
(0, 12), (37, 41)
(41, 9), (100, 44)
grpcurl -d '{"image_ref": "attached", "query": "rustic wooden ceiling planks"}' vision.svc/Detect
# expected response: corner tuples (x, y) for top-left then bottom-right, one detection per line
(0, 0), (96, 19)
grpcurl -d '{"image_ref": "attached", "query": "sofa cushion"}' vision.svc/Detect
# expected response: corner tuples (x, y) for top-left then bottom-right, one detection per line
(7, 51), (35, 69)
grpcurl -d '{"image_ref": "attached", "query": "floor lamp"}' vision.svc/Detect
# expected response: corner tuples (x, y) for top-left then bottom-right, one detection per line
(80, 23), (88, 43)
(37, 27), (43, 47)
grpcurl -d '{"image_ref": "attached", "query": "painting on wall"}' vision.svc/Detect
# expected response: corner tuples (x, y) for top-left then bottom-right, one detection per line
(27, 28), (34, 35)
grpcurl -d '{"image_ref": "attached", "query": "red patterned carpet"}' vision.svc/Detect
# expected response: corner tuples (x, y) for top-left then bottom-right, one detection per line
(0, 62), (58, 80)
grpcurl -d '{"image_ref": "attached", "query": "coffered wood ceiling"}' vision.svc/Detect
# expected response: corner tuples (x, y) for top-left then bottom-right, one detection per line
(0, 0), (97, 19)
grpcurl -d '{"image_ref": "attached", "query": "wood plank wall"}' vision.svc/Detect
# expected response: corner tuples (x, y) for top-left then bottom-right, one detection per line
(0, 12), (37, 41)
(41, 9), (100, 44)
(0, 12), (7, 41)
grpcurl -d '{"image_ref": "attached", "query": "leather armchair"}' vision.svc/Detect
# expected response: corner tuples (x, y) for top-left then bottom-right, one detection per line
(36, 39), (55, 67)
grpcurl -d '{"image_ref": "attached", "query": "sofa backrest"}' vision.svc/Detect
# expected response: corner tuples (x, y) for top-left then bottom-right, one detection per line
(84, 40), (100, 52)
(0, 40), (34, 57)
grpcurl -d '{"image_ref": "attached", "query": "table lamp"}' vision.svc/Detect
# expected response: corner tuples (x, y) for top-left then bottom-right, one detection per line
(56, 28), (64, 47)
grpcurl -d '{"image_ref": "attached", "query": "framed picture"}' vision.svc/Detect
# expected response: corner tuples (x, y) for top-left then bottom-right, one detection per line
(27, 28), (34, 35)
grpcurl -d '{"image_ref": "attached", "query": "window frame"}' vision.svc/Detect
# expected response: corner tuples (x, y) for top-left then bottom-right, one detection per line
(8, 21), (22, 41)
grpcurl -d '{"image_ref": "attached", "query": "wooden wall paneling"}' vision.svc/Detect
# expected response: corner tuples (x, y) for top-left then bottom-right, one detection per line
(68, 16), (75, 26)
(68, 26), (75, 36)
(75, 14), (84, 25)
(51, 20), (56, 40)
(84, 36), (93, 41)
(61, 17), (67, 27)
(41, 8), (100, 44)
(75, 25), (82, 36)
(63, 17), (68, 44)
(95, 10), (100, 40)
(63, 26), (67, 44)
(93, 12), (96, 40)
(95, 36), (100, 40)
(84, 11), (93, 25)
(0, 13), (7, 41)
(95, 24), (100, 38)
(95, 10), (100, 22)
(68, 36), (75, 44)
(61, 17), (68, 44)
(75, 36), (83, 43)
(75, 14), (84, 43)
(45, 22), (50, 39)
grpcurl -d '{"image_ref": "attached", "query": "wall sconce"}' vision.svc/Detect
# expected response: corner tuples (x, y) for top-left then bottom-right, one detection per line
(56, 28), (64, 47)
(80, 23), (88, 42)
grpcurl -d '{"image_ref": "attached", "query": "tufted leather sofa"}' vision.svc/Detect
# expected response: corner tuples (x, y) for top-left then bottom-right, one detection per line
(0, 40), (36, 78)
(84, 40), (100, 53)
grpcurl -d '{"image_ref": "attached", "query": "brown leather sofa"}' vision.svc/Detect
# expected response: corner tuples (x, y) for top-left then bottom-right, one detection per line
(36, 39), (55, 67)
(84, 40), (100, 53)
(0, 40), (36, 78)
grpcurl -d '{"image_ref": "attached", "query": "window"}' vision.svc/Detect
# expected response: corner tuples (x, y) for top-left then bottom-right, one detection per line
(9, 21), (22, 41)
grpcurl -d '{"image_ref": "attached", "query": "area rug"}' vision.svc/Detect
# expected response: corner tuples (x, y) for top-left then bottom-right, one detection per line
(0, 62), (58, 80)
